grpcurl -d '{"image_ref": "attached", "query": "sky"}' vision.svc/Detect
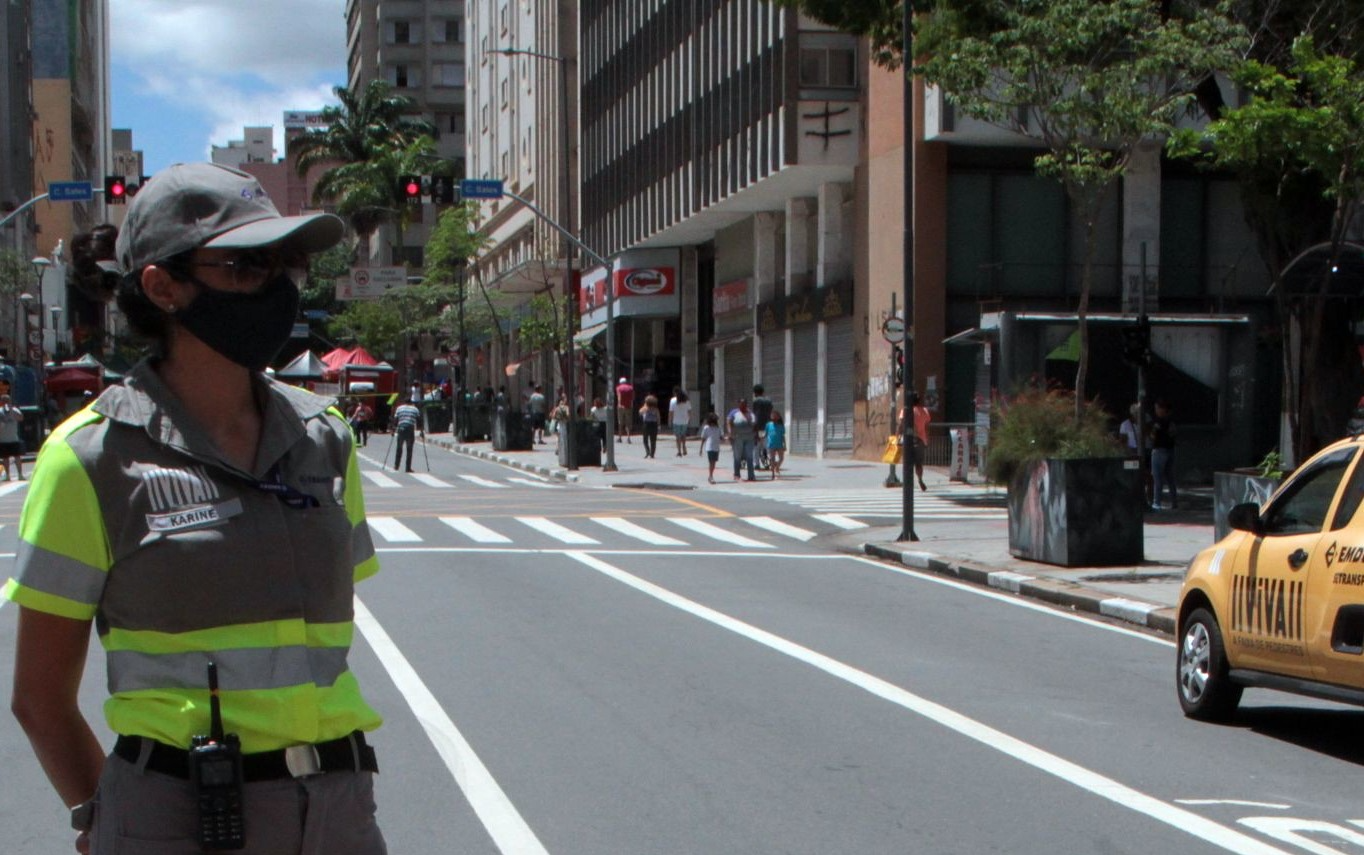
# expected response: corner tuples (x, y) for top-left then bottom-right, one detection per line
(110, 0), (349, 175)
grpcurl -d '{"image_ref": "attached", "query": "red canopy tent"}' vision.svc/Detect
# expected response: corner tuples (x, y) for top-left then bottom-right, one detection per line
(45, 365), (101, 396)
(319, 347), (395, 394)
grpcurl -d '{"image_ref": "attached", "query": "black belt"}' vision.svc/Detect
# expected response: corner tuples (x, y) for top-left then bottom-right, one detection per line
(114, 732), (378, 783)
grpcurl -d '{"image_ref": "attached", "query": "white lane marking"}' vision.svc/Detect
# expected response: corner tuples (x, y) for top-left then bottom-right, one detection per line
(1240, 817), (1364, 852)
(592, 517), (688, 546)
(0, 480), (28, 497)
(516, 517), (600, 544)
(353, 596), (549, 855)
(410, 473), (452, 488)
(1176, 800), (1290, 810)
(743, 516), (816, 542)
(368, 517), (422, 543)
(851, 556), (1173, 647)
(811, 513), (867, 530)
(565, 552), (1292, 855)
(440, 516), (513, 544)
(360, 469), (402, 489)
(458, 475), (509, 489)
(507, 477), (562, 489)
(669, 517), (773, 549)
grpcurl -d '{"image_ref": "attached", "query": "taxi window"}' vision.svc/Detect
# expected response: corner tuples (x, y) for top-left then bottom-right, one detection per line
(1333, 449), (1364, 529)
(1262, 447), (1356, 535)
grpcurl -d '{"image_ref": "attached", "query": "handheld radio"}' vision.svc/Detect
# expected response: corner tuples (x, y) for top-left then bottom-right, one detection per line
(188, 661), (246, 850)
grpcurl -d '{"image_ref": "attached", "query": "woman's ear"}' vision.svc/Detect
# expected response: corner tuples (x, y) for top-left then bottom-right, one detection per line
(139, 264), (190, 314)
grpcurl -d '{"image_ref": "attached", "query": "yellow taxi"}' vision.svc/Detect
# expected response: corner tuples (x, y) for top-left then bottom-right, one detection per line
(1177, 435), (1364, 720)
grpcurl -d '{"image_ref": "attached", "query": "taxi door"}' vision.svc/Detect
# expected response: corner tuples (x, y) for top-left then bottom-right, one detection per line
(1225, 446), (1359, 678)
(1307, 448), (1364, 688)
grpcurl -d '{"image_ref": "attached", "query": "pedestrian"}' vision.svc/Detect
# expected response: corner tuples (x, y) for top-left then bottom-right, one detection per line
(392, 396), (423, 471)
(616, 376), (635, 444)
(1119, 402), (1152, 504)
(899, 391), (931, 491)
(5, 163), (387, 854)
(764, 409), (787, 480)
(348, 397), (373, 447)
(551, 393), (571, 452)
(669, 388), (691, 456)
(750, 383), (774, 470)
(528, 383), (548, 444)
(0, 394), (24, 480)
(638, 393), (660, 458)
(1150, 398), (1178, 510)
(700, 412), (724, 483)
(727, 397), (757, 481)
(590, 396), (610, 452)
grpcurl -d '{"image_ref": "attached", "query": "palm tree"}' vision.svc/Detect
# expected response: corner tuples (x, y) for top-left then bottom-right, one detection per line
(314, 137), (452, 259)
(289, 80), (436, 192)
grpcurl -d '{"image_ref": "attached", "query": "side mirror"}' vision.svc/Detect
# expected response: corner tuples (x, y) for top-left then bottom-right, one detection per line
(1227, 502), (1263, 535)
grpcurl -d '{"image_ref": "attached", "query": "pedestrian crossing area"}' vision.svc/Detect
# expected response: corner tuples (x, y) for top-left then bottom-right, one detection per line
(366, 512), (865, 550)
(733, 486), (1008, 521)
(357, 468), (562, 490)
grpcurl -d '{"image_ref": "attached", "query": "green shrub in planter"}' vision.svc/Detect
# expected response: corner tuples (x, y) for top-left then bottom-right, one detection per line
(985, 386), (1124, 485)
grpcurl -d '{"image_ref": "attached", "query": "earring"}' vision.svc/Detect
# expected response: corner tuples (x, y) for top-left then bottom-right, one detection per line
(166, 304), (176, 313)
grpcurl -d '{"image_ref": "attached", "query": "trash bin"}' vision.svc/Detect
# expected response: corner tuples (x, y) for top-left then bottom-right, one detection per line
(558, 420), (601, 467)
(423, 401), (452, 434)
(493, 410), (533, 451)
(455, 400), (492, 442)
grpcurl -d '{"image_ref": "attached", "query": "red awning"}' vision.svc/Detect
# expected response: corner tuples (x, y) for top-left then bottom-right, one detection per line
(45, 366), (101, 395)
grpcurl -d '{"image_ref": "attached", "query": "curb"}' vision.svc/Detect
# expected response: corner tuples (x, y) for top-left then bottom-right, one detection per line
(860, 543), (1176, 636)
(425, 437), (580, 483)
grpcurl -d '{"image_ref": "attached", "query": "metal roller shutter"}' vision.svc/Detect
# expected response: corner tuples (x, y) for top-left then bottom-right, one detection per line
(759, 333), (786, 415)
(722, 342), (752, 415)
(788, 325), (819, 455)
(825, 318), (854, 450)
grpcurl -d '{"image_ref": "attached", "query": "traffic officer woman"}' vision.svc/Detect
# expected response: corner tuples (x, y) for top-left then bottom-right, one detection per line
(5, 163), (388, 853)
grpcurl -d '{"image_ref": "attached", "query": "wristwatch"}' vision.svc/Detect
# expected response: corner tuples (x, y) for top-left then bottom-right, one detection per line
(70, 800), (95, 832)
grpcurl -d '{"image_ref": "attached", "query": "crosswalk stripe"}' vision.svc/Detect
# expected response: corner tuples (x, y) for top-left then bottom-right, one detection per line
(361, 470), (402, 489)
(517, 517), (600, 544)
(812, 513), (868, 530)
(0, 481), (27, 498)
(669, 517), (774, 548)
(743, 516), (817, 541)
(592, 517), (689, 546)
(410, 473), (452, 488)
(441, 516), (512, 543)
(507, 477), (562, 489)
(369, 517), (422, 542)
(458, 475), (509, 488)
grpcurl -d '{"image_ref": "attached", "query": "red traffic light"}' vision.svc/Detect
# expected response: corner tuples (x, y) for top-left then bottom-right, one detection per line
(104, 175), (127, 204)
(399, 174), (422, 204)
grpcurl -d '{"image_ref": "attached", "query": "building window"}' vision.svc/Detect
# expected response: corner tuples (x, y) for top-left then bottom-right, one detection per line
(393, 20), (410, 44)
(432, 19), (461, 44)
(433, 63), (465, 87)
(388, 63), (420, 88)
(444, 111), (466, 134)
(799, 46), (857, 88)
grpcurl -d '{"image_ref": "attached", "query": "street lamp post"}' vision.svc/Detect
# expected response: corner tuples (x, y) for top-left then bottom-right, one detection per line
(493, 45), (579, 469)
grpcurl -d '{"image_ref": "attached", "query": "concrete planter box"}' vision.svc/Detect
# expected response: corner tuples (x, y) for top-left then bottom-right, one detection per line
(492, 411), (533, 451)
(558, 420), (602, 467)
(1212, 470), (1282, 541)
(1008, 457), (1144, 567)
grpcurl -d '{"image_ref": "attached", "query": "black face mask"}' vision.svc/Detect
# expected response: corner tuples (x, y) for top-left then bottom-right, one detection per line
(175, 274), (300, 371)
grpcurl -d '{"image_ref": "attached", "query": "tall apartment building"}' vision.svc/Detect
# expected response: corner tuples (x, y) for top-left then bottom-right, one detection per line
(579, 3), (860, 456)
(211, 127), (274, 167)
(463, 0), (577, 394)
(345, 0), (468, 267)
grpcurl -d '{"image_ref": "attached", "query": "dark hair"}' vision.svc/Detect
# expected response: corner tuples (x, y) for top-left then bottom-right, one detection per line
(909, 392), (921, 405)
(115, 248), (200, 349)
(72, 224), (179, 350)
(753, 383), (764, 395)
(676, 390), (688, 403)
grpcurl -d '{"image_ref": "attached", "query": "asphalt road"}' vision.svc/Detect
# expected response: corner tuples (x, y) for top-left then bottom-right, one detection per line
(1, 444), (1361, 853)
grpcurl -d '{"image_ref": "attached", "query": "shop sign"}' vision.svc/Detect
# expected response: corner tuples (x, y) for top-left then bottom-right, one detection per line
(713, 279), (749, 316)
(756, 281), (853, 333)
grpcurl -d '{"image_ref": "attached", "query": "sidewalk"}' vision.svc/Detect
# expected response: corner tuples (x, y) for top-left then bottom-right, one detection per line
(424, 431), (1211, 636)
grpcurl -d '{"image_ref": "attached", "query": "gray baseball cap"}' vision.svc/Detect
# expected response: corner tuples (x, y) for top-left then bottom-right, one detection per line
(114, 162), (344, 272)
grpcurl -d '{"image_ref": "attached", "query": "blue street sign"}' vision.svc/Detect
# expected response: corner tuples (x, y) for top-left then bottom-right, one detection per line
(459, 179), (505, 200)
(48, 181), (94, 202)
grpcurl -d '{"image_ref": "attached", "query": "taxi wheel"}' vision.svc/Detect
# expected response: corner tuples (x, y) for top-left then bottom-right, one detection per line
(1177, 608), (1242, 721)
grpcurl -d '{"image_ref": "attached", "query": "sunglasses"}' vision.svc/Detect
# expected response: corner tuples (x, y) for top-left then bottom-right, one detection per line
(190, 249), (308, 289)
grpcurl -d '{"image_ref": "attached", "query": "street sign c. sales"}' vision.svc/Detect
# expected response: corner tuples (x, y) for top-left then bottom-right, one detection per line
(459, 179), (505, 200)
(48, 181), (94, 202)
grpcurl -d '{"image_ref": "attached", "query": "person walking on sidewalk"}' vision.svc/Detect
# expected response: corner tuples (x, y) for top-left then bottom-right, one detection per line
(615, 377), (635, 444)
(591, 396), (610, 452)
(528, 384), (548, 444)
(899, 392), (931, 491)
(551, 393), (571, 453)
(1150, 398), (1178, 510)
(0, 394), (24, 480)
(727, 397), (757, 481)
(638, 394), (660, 458)
(1119, 402), (1152, 504)
(669, 388), (692, 456)
(348, 397), (372, 447)
(700, 412), (724, 483)
(393, 397), (423, 472)
(764, 410), (786, 480)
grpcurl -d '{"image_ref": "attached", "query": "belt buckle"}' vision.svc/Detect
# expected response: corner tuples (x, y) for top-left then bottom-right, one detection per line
(284, 744), (322, 778)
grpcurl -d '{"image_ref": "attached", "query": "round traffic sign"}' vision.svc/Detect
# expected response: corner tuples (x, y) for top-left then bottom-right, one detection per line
(881, 315), (906, 344)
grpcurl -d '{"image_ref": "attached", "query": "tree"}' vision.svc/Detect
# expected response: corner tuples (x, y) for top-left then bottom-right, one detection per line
(289, 81), (436, 181)
(1171, 35), (1364, 457)
(915, 0), (1240, 417)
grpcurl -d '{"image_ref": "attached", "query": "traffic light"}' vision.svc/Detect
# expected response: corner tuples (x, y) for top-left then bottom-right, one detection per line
(104, 175), (127, 204)
(892, 346), (904, 386)
(430, 175), (455, 204)
(1121, 318), (1152, 366)
(399, 174), (422, 205)
(126, 175), (151, 198)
